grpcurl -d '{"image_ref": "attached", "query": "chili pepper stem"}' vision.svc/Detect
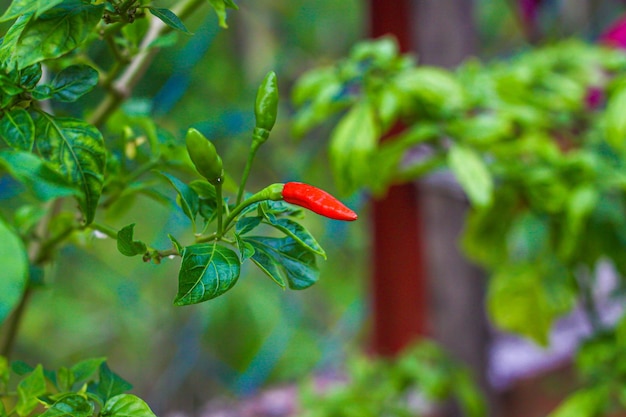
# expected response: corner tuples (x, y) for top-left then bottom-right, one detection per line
(223, 183), (284, 234)
(236, 140), (262, 205)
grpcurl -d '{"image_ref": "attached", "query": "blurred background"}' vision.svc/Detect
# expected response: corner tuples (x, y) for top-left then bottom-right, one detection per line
(4, 0), (626, 416)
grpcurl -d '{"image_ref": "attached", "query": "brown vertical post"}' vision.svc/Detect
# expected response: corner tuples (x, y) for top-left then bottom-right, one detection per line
(369, 0), (429, 356)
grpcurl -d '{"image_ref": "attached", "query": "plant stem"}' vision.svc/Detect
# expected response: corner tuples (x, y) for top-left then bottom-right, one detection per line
(89, 0), (207, 127)
(236, 141), (261, 205)
(216, 181), (224, 235)
(0, 200), (63, 358)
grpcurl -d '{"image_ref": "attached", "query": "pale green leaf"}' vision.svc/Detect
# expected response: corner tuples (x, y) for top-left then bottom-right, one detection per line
(448, 144), (493, 207)
(329, 101), (378, 195)
(16, 365), (46, 416)
(101, 394), (155, 417)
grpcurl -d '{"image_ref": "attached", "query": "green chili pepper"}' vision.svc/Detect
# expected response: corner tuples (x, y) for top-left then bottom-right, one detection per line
(281, 182), (358, 221)
(185, 128), (223, 185)
(253, 71), (278, 144)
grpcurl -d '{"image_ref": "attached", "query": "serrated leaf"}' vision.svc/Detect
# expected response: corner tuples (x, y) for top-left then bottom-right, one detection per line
(262, 215), (326, 258)
(0, 108), (34, 150)
(0, 150), (78, 201)
(0, 2), (104, 69)
(157, 171), (199, 225)
(16, 365), (46, 416)
(147, 7), (191, 34)
(50, 65), (98, 102)
(116, 224), (147, 257)
(34, 113), (105, 224)
(244, 236), (319, 290)
(175, 244), (240, 305)
(0, 0), (65, 22)
(448, 144), (493, 207)
(329, 101), (378, 195)
(39, 394), (94, 417)
(0, 218), (28, 325)
(101, 394), (156, 417)
(96, 363), (132, 404)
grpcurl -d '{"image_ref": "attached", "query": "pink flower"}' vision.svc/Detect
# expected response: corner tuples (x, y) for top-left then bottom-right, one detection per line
(599, 15), (626, 49)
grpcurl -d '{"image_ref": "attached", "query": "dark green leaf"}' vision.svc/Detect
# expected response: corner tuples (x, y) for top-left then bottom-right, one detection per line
(101, 394), (156, 417)
(158, 171), (199, 225)
(235, 234), (254, 261)
(175, 244), (240, 305)
(117, 224), (147, 257)
(96, 363), (133, 404)
(19, 63), (42, 88)
(0, 218), (27, 325)
(0, 2), (104, 69)
(448, 144), (493, 207)
(147, 7), (191, 34)
(235, 216), (262, 235)
(0, 0), (65, 22)
(71, 358), (106, 385)
(50, 65), (98, 102)
(262, 215), (326, 258)
(0, 108), (34, 150)
(16, 365), (46, 416)
(39, 394), (94, 417)
(32, 84), (53, 100)
(34, 113), (105, 224)
(0, 150), (78, 201)
(244, 236), (319, 290)
(11, 361), (34, 375)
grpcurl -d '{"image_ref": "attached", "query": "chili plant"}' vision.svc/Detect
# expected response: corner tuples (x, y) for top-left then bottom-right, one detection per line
(0, 1), (361, 416)
(292, 36), (626, 414)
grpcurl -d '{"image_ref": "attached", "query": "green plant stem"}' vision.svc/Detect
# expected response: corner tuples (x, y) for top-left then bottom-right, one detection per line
(89, 222), (119, 239)
(222, 183), (282, 234)
(216, 181), (224, 235)
(1, 200), (63, 358)
(89, 0), (207, 127)
(236, 141), (261, 205)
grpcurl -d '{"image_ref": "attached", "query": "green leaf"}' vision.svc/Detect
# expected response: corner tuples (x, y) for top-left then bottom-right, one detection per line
(19, 63), (42, 88)
(147, 7), (191, 34)
(487, 262), (575, 345)
(329, 101), (379, 195)
(116, 224), (147, 257)
(207, 0), (237, 28)
(262, 215), (326, 258)
(604, 88), (626, 151)
(0, 108), (34, 151)
(50, 65), (98, 102)
(244, 236), (319, 290)
(101, 394), (156, 417)
(174, 244), (241, 305)
(71, 357), (106, 385)
(39, 394), (94, 417)
(0, 150), (78, 201)
(235, 234), (254, 261)
(0, 2), (104, 69)
(158, 172), (199, 225)
(546, 388), (608, 417)
(0, 0), (65, 21)
(16, 365), (46, 416)
(448, 144), (493, 207)
(34, 113), (105, 224)
(96, 363), (133, 404)
(0, 218), (28, 325)
(235, 216), (262, 235)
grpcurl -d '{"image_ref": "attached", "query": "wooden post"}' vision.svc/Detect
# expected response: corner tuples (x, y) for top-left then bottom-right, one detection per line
(369, 0), (429, 356)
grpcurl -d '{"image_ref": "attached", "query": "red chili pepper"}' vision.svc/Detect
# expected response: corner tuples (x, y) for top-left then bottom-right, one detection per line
(282, 182), (358, 221)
